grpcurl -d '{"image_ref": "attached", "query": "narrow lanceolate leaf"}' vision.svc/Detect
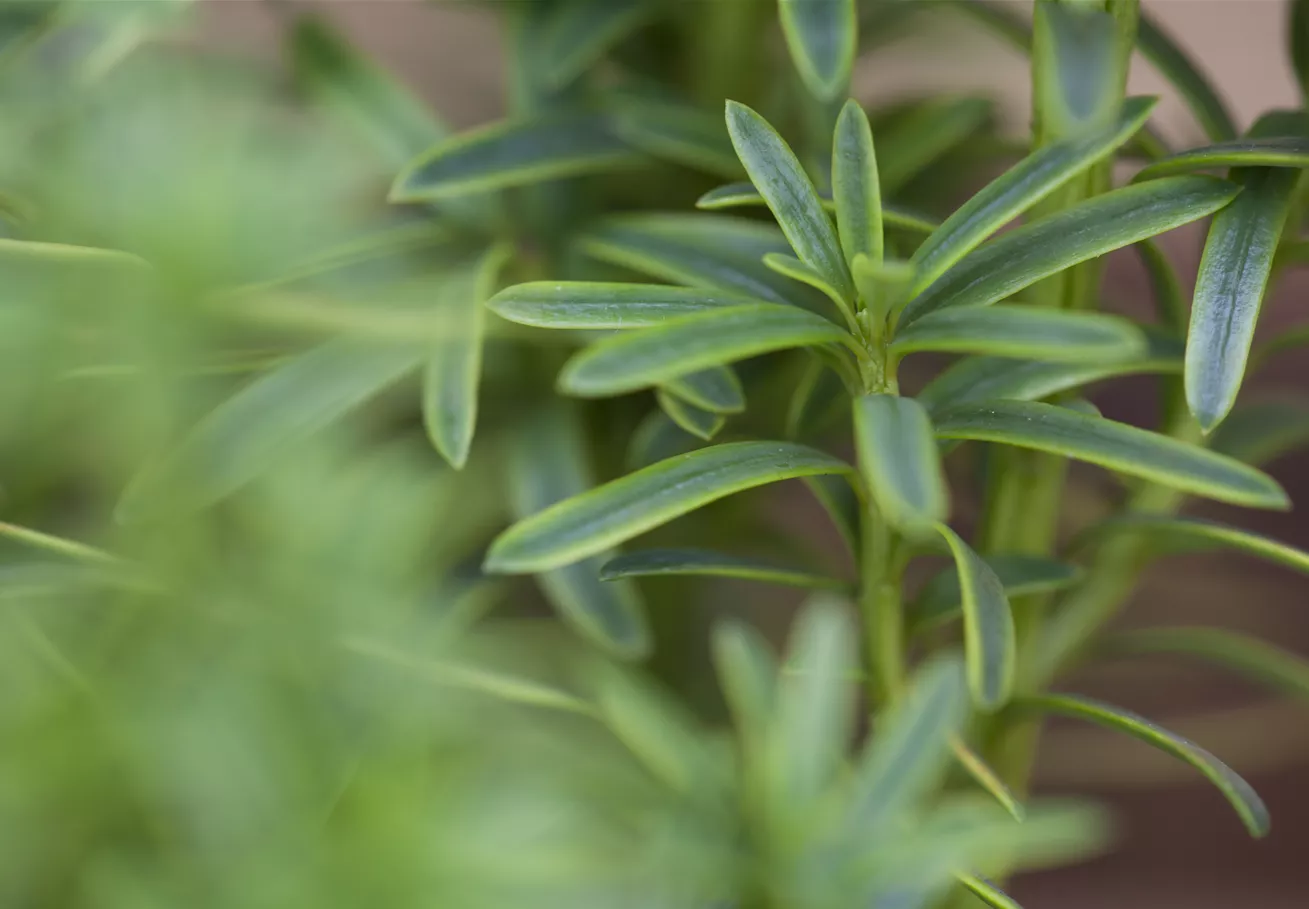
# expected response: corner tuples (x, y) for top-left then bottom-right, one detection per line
(832, 100), (883, 267)
(712, 620), (778, 751)
(763, 253), (851, 318)
(390, 111), (638, 201)
(1106, 627), (1309, 701)
(909, 97), (1157, 294)
(726, 101), (854, 300)
(1137, 239), (1188, 335)
(578, 213), (826, 308)
(787, 357), (846, 440)
(600, 548), (847, 591)
(595, 669), (714, 794)
(899, 176), (1240, 327)
(933, 400), (1289, 509)
(853, 395), (949, 540)
(484, 441), (853, 573)
(936, 525), (1015, 710)
(951, 738), (1024, 821)
(1138, 14), (1237, 142)
(877, 96), (992, 193)
(916, 334), (1183, 414)
(540, 0), (654, 89)
(488, 282), (763, 329)
(1293, 0), (1309, 101)
(656, 389), (725, 441)
(1019, 693), (1268, 837)
(847, 657), (969, 832)
(1209, 400), (1309, 467)
(912, 556), (1082, 634)
(1072, 515), (1309, 577)
(118, 340), (422, 519)
(696, 183), (940, 235)
(1133, 137), (1309, 182)
(627, 408), (701, 471)
(609, 94), (742, 179)
(558, 304), (853, 397)
(1031, 1), (1121, 140)
(957, 875), (1023, 909)
(1185, 166), (1298, 432)
(662, 366), (746, 414)
(891, 305), (1145, 363)
(778, 0), (857, 101)
(424, 246), (509, 468)
(508, 403), (650, 658)
(805, 474), (861, 559)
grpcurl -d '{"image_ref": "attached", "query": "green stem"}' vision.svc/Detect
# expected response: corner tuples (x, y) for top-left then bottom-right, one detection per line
(861, 508), (905, 706)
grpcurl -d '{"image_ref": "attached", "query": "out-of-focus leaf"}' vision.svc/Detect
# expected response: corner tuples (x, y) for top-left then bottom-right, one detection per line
(600, 548), (847, 590)
(424, 245), (509, 469)
(1208, 400), (1309, 467)
(1018, 693), (1268, 837)
(852, 254), (914, 326)
(661, 366), (746, 414)
(899, 177), (1240, 327)
(1293, 0), (1309, 101)
(540, 0), (655, 89)
(832, 99), (884, 267)
(655, 389), (725, 440)
(0, 521), (119, 567)
(1137, 13), (1237, 142)
(957, 874), (1023, 909)
(932, 400), (1288, 510)
(891, 305), (1145, 363)
(951, 738), (1024, 821)
(1031, 1), (1120, 139)
(787, 357), (846, 439)
(696, 182), (940, 235)
(1072, 514), (1309, 576)
(488, 282), (763, 329)
(935, 525), (1014, 710)
(778, 0), (857, 101)
(853, 394), (948, 540)
(626, 408), (701, 470)
(1105, 627), (1309, 700)
(912, 556), (1082, 634)
(712, 620), (778, 752)
(763, 252), (852, 318)
(595, 668), (717, 793)
(877, 96), (992, 192)
(609, 94), (742, 179)
(726, 101), (854, 300)
(508, 401), (651, 658)
(557, 304), (854, 397)
(1133, 137), (1309, 182)
(1137, 239), (1188, 335)
(484, 441), (853, 573)
(909, 97), (1155, 294)
(1253, 323), (1309, 367)
(390, 111), (639, 201)
(805, 474), (861, 559)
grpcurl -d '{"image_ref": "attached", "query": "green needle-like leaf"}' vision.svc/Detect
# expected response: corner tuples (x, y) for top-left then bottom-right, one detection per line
(484, 441), (853, 573)
(909, 97), (1156, 293)
(726, 101), (854, 300)
(424, 246), (509, 469)
(696, 182), (940, 235)
(1072, 514), (1309, 577)
(508, 403), (650, 659)
(600, 548), (847, 590)
(1208, 400), (1309, 467)
(899, 176), (1240, 327)
(610, 94), (742, 179)
(1138, 13), (1237, 142)
(936, 525), (1015, 710)
(950, 738), (1025, 821)
(488, 282), (764, 329)
(854, 395), (949, 539)
(832, 100), (884, 267)
(957, 874), (1023, 909)
(655, 389), (725, 440)
(540, 0), (654, 89)
(891, 305), (1145, 363)
(390, 111), (639, 201)
(1133, 137), (1309, 182)
(661, 366), (746, 414)
(1105, 627), (1309, 701)
(558, 304), (854, 397)
(778, 0), (857, 102)
(912, 555), (1082, 634)
(712, 620), (778, 752)
(933, 400), (1288, 509)
(1018, 693), (1269, 837)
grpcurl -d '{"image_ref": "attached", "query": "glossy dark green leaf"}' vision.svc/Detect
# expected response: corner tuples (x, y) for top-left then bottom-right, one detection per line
(847, 656), (969, 831)
(488, 282), (762, 330)
(696, 182), (940, 235)
(1073, 514), (1309, 577)
(899, 176), (1240, 327)
(950, 738), (1024, 822)
(578, 213), (825, 308)
(1031, 1), (1121, 140)
(661, 366), (746, 414)
(1019, 693), (1268, 837)
(778, 0), (857, 101)
(877, 96), (992, 193)
(712, 620), (778, 751)
(118, 340), (422, 520)
(1208, 400), (1309, 467)
(853, 394), (948, 539)
(832, 100), (883, 267)
(507, 402), (650, 658)
(1138, 14), (1237, 142)
(1186, 161), (1298, 431)
(558, 304), (854, 397)
(932, 400), (1288, 509)
(763, 252), (853, 322)
(600, 547), (847, 590)
(609, 94), (742, 179)
(484, 441), (853, 573)
(1133, 137), (1309, 182)
(726, 101), (854, 300)
(655, 389), (725, 440)
(540, 0), (654, 88)
(912, 555), (1082, 634)
(424, 246), (509, 469)
(916, 334), (1184, 414)
(936, 525), (1015, 710)
(390, 111), (638, 201)
(909, 97), (1156, 293)
(957, 874), (1023, 909)
(1105, 627), (1309, 700)
(891, 305), (1145, 363)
